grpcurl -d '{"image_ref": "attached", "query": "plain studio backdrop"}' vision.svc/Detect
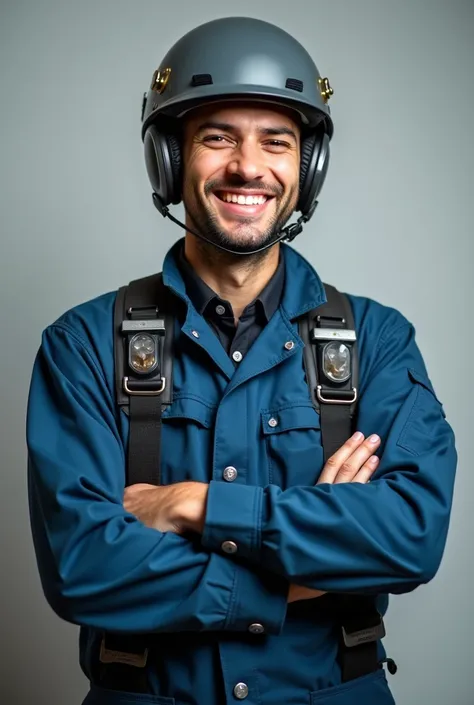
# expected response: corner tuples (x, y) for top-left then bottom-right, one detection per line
(1, 1), (472, 703)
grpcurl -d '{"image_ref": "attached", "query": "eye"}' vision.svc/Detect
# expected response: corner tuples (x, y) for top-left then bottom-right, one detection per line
(265, 140), (291, 151)
(202, 134), (231, 146)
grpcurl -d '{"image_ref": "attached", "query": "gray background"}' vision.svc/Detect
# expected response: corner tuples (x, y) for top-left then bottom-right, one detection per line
(1, 1), (472, 703)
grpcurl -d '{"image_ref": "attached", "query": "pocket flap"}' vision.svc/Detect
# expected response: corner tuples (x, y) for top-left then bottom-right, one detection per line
(162, 396), (215, 428)
(262, 404), (320, 435)
(407, 368), (445, 416)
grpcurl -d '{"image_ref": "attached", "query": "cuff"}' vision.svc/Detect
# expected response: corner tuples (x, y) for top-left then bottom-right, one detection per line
(225, 562), (288, 635)
(202, 481), (263, 562)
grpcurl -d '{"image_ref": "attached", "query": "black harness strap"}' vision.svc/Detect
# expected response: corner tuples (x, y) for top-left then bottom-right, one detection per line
(113, 273), (174, 487)
(298, 283), (358, 461)
(299, 283), (383, 683)
(100, 274), (175, 693)
(337, 595), (386, 682)
(101, 276), (388, 694)
(98, 633), (150, 693)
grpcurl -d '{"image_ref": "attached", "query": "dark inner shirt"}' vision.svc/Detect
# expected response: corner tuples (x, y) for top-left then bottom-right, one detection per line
(178, 246), (285, 364)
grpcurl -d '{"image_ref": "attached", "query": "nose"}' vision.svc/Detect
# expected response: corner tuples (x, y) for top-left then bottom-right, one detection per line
(226, 139), (266, 182)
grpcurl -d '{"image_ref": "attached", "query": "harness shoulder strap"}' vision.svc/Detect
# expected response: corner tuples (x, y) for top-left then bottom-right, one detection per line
(113, 272), (175, 487)
(299, 284), (388, 682)
(100, 273), (177, 693)
(299, 283), (358, 462)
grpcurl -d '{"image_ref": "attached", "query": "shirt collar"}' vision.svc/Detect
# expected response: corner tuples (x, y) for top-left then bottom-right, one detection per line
(176, 242), (285, 324)
(163, 238), (327, 321)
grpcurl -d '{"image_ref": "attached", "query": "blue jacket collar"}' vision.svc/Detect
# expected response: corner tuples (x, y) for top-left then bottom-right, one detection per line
(162, 238), (326, 321)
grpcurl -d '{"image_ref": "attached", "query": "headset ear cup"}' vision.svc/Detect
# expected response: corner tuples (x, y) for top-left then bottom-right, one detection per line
(165, 133), (182, 204)
(144, 126), (182, 206)
(298, 132), (330, 216)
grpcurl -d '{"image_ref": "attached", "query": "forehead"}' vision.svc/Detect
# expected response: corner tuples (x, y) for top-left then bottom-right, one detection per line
(183, 100), (301, 132)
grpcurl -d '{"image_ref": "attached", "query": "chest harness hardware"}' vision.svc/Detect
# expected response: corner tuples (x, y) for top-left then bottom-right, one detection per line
(97, 273), (392, 693)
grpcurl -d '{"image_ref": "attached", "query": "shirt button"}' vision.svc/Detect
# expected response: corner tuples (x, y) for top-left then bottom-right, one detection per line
(233, 683), (249, 700)
(248, 623), (265, 635)
(215, 304), (226, 315)
(223, 466), (238, 482)
(191, 330), (200, 338)
(232, 351), (243, 363)
(284, 340), (295, 350)
(268, 417), (278, 428)
(221, 540), (238, 554)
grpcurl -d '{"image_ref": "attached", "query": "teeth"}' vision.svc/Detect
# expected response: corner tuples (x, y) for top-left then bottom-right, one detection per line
(221, 192), (267, 205)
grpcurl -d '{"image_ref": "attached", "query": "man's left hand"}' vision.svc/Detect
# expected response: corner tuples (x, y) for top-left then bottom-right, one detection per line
(123, 482), (209, 534)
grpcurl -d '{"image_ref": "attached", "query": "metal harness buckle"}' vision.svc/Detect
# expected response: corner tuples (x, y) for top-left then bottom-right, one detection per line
(316, 386), (358, 405)
(123, 377), (166, 396)
(342, 616), (386, 648)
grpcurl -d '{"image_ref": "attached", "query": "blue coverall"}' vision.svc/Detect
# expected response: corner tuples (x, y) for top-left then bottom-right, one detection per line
(27, 239), (457, 705)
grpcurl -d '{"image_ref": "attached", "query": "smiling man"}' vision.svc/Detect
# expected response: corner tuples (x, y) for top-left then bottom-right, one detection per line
(184, 103), (300, 256)
(27, 17), (456, 705)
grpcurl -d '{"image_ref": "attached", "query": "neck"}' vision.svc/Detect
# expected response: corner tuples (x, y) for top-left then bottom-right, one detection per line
(183, 233), (280, 321)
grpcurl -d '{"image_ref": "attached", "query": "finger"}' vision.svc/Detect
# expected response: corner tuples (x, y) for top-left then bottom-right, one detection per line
(351, 454), (380, 484)
(125, 483), (156, 494)
(317, 432), (366, 484)
(333, 434), (381, 484)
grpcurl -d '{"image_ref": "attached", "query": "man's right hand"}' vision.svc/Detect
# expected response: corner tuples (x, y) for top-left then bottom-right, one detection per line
(287, 431), (381, 603)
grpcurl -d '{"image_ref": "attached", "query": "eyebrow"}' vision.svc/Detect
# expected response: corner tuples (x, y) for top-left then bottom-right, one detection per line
(196, 121), (298, 141)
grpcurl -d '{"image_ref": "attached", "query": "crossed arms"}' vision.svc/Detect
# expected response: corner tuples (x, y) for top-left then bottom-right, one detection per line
(27, 316), (456, 634)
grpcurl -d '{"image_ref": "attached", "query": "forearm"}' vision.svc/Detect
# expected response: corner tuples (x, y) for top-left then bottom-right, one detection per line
(27, 326), (288, 635)
(29, 459), (288, 634)
(200, 402), (456, 593)
(201, 470), (453, 595)
(200, 319), (457, 593)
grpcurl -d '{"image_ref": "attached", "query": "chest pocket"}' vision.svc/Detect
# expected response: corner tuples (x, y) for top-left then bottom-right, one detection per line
(261, 404), (323, 489)
(161, 396), (216, 485)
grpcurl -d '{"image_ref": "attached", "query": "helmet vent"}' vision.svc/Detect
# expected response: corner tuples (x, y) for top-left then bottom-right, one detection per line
(191, 74), (213, 87)
(285, 78), (304, 92)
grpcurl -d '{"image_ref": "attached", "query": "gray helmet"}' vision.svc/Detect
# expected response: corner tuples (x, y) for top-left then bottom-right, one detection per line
(141, 17), (334, 254)
(141, 16), (333, 137)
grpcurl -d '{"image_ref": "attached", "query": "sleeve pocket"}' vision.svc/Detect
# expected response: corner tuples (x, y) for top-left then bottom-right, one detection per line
(397, 368), (447, 456)
(407, 368), (446, 417)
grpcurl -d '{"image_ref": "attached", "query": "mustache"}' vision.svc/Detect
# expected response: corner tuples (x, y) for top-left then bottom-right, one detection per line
(204, 179), (283, 198)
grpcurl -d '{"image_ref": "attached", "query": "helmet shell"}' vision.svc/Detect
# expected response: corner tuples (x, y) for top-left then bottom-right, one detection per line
(141, 17), (334, 137)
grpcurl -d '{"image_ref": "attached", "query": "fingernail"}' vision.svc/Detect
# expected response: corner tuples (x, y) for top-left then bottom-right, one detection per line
(369, 435), (380, 444)
(369, 455), (379, 466)
(352, 432), (364, 441)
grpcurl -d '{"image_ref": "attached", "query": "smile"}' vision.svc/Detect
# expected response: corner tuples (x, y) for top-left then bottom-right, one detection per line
(215, 191), (270, 205)
(212, 191), (275, 216)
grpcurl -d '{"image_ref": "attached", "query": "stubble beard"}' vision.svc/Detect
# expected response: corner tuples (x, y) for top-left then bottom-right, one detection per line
(183, 187), (297, 267)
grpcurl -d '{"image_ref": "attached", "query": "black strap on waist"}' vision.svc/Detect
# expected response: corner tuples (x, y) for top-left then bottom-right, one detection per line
(336, 595), (386, 682)
(98, 633), (150, 693)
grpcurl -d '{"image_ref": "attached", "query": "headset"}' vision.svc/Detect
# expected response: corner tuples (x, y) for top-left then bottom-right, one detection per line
(142, 118), (330, 255)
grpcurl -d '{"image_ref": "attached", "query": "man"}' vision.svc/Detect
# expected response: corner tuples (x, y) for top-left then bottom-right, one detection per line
(27, 17), (456, 705)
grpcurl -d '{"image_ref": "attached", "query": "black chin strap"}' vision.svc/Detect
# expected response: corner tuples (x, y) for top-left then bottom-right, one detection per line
(152, 193), (316, 256)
